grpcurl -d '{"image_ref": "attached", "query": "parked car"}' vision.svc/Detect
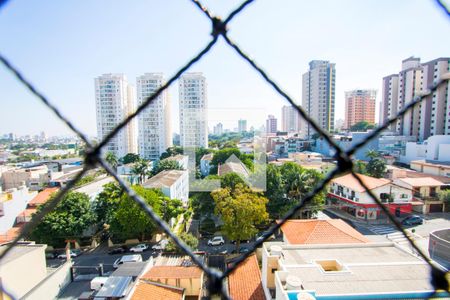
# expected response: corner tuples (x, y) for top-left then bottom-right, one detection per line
(57, 249), (81, 259)
(232, 247), (250, 254)
(129, 244), (149, 253)
(208, 236), (225, 246)
(108, 245), (128, 255)
(113, 254), (143, 268)
(230, 239), (250, 244)
(401, 215), (423, 226)
(256, 231), (275, 242)
(152, 239), (169, 251)
(45, 251), (58, 259)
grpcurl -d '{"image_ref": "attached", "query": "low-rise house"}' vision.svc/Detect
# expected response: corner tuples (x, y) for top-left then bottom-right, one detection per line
(278, 219), (369, 245)
(327, 173), (412, 222)
(227, 254), (265, 300)
(1, 165), (50, 191)
(200, 153), (213, 177)
(218, 154), (249, 178)
(394, 177), (446, 213)
(410, 160), (450, 177)
(400, 135), (450, 164)
(142, 170), (189, 205)
(0, 186), (37, 233)
(261, 241), (447, 300)
(130, 255), (204, 300)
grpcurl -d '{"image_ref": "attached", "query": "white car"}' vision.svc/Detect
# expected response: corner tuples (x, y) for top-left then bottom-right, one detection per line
(208, 236), (225, 246)
(129, 244), (149, 253)
(152, 239), (169, 251)
(57, 250), (79, 259)
(113, 254), (143, 268)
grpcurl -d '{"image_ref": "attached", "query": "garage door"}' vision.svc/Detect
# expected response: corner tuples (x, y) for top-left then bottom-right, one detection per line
(429, 204), (443, 213)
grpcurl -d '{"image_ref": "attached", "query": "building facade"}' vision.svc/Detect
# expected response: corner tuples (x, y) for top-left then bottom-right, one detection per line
(238, 119), (247, 133)
(95, 73), (137, 158)
(136, 73), (172, 160)
(281, 105), (301, 133)
(380, 57), (450, 141)
(302, 60), (336, 137)
(344, 89), (376, 129)
(213, 123), (223, 135)
(179, 73), (208, 148)
(142, 170), (189, 205)
(266, 115), (277, 134)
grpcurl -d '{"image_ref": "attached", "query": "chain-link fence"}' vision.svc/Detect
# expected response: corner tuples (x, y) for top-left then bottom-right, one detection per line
(1, 0), (450, 299)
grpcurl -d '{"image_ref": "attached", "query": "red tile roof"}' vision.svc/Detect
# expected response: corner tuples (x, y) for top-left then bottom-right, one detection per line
(278, 219), (369, 244)
(28, 187), (59, 207)
(331, 173), (390, 192)
(18, 208), (37, 217)
(142, 266), (202, 280)
(228, 254), (265, 300)
(131, 281), (183, 300)
(0, 223), (24, 244)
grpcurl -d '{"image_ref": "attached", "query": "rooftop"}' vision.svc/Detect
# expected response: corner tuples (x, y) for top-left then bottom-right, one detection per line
(201, 153), (213, 161)
(267, 242), (436, 297)
(228, 254), (265, 300)
(0, 243), (46, 265)
(27, 187), (59, 206)
(131, 281), (183, 300)
(395, 177), (445, 187)
(218, 161), (249, 177)
(411, 159), (450, 168)
(163, 155), (187, 162)
(142, 170), (186, 189)
(331, 173), (391, 192)
(278, 219), (369, 244)
(142, 266), (202, 280)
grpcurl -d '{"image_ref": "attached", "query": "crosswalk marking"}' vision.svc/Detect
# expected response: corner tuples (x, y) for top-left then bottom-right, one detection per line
(368, 225), (399, 235)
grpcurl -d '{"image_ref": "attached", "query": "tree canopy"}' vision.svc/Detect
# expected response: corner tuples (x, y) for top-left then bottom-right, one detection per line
(105, 151), (118, 170)
(153, 159), (183, 175)
(165, 232), (199, 253)
(160, 147), (183, 160)
(31, 191), (95, 246)
(350, 121), (375, 132)
(120, 153), (141, 164)
(212, 183), (268, 250)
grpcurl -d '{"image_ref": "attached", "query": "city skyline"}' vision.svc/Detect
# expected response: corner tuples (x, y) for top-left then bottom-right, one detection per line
(1, 1), (449, 136)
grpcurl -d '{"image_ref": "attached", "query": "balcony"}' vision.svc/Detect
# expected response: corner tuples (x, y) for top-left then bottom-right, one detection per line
(413, 192), (439, 201)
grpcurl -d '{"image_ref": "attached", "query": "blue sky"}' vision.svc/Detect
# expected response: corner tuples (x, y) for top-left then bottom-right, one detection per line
(0, 0), (449, 136)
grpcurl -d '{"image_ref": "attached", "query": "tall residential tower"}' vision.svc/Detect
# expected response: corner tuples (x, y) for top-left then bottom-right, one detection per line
(302, 60), (336, 137)
(380, 57), (450, 141)
(281, 105), (301, 133)
(344, 89), (377, 129)
(95, 73), (137, 158)
(179, 73), (208, 148)
(136, 73), (172, 160)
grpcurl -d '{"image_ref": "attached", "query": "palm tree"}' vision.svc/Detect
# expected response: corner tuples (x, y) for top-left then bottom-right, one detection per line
(105, 151), (118, 171)
(131, 159), (149, 184)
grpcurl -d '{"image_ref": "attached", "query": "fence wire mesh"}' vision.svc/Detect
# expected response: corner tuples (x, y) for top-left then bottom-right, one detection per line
(0, 0), (450, 299)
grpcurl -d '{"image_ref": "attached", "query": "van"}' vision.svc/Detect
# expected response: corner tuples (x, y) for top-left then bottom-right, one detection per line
(113, 254), (143, 268)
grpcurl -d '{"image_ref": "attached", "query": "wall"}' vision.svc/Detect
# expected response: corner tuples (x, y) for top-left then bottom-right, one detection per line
(22, 261), (72, 300)
(0, 188), (36, 233)
(429, 229), (450, 270)
(438, 144), (450, 161)
(0, 245), (47, 299)
(152, 276), (202, 296)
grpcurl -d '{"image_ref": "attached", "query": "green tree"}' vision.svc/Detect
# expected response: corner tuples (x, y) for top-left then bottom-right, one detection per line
(153, 159), (183, 175)
(105, 151), (118, 170)
(110, 186), (162, 241)
(131, 159), (150, 184)
(265, 164), (287, 218)
(166, 232), (199, 253)
(350, 121), (375, 132)
(92, 182), (123, 226)
(161, 198), (184, 223)
(121, 153), (140, 164)
(30, 192), (95, 246)
(212, 183), (268, 251)
(220, 173), (247, 190)
(354, 160), (367, 175)
(366, 149), (380, 159)
(160, 147), (183, 160)
(366, 157), (386, 178)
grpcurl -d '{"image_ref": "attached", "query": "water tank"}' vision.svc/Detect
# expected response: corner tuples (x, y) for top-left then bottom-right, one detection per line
(270, 245), (282, 256)
(286, 275), (302, 290)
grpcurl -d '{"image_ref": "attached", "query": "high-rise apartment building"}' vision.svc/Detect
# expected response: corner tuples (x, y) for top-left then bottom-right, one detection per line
(302, 60), (336, 137)
(136, 73), (172, 161)
(179, 73), (208, 148)
(380, 57), (450, 141)
(213, 123), (223, 135)
(238, 119), (247, 133)
(344, 89), (377, 129)
(95, 73), (137, 158)
(281, 105), (301, 133)
(266, 115), (277, 134)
